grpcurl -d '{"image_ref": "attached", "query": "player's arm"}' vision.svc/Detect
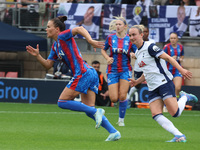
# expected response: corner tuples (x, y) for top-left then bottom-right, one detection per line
(71, 26), (104, 51)
(180, 55), (184, 62)
(26, 44), (54, 70)
(101, 49), (114, 65)
(130, 52), (136, 59)
(129, 74), (145, 87)
(159, 52), (192, 80)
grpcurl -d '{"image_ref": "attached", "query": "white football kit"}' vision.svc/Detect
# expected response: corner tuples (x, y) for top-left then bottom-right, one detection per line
(135, 41), (173, 91)
(133, 39), (155, 72)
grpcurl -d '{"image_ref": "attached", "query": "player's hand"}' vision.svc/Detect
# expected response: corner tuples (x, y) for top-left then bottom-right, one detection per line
(100, 93), (107, 100)
(181, 69), (192, 80)
(128, 78), (138, 87)
(89, 40), (105, 52)
(107, 57), (114, 65)
(26, 44), (39, 57)
(172, 55), (177, 60)
(130, 52), (136, 59)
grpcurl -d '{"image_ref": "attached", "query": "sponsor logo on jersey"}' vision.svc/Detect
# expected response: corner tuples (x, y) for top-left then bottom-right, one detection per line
(153, 45), (160, 52)
(138, 61), (146, 67)
(113, 48), (128, 54)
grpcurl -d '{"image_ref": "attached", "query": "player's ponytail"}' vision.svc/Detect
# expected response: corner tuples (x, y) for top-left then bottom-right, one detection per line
(58, 16), (68, 23)
(51, 16), (68, 32)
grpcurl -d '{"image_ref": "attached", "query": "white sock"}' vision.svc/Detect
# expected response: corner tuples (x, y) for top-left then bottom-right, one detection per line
(153, 114), (183, 136)
(177, 95), (187, 116)
(127, 87), (138, 100)
(118, 118), (124, 122)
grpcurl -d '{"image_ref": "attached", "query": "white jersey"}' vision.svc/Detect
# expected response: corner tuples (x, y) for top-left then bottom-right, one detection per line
(135, 41), (173, 91)
(134, 40), (155, 72)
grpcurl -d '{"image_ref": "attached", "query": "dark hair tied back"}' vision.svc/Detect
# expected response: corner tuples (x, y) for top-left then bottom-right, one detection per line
(51, 16), (67, 32)
(58, 16), (68, 23)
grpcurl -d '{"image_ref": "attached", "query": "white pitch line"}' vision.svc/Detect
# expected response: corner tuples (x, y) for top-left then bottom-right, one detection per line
(0, 111), (200, 117)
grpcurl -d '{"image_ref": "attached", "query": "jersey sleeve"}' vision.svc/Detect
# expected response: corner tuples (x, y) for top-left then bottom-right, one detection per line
(104, 36), (110, 51)
(163, 45), (168, 53)
(58, 29), (73, 41)
(128, 42), (137, 53)
(47, 43), (58, 61)
(148, 43), (164, 58)
(181, 45), (184, 56)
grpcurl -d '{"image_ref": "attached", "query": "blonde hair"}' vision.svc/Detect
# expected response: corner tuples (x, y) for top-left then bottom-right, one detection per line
(109, 16), (128, 33)
(130, 25), (145, 34)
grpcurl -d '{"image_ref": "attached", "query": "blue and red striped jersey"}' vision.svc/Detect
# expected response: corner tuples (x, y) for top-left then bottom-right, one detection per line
(47, 29), (91, 76)
(163, 43), (184, 75)
(104, 33), (136, 73)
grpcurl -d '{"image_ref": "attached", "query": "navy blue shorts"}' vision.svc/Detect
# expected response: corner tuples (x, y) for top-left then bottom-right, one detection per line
(134, 71), (143, 80)
(148, 80), (176, 104)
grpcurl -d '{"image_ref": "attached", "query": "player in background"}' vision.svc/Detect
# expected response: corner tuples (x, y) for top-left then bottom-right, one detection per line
(26, 16), (121, 141)
(127, 26), (155, 108)
(163, 32), (184, 98)
(101, 16), (137, 126)
(128, 25), (198, 142)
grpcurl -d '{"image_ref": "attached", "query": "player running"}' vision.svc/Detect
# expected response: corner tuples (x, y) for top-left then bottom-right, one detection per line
(26, 16), (120, 141)
(163, 32), (184, 98)
(101, 16), (137, 126)
(128, 25), (198, 142)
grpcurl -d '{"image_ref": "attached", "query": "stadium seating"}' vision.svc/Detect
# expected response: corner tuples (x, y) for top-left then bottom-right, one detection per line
(0, 72), (6, 77)
(6, 72), (18, 78)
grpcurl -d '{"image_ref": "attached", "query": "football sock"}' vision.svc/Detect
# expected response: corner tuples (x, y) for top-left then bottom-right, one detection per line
(119, 99), (128, 119)
(153, 114), (182, 136)
(127, 87), (138, 100)
(85, 107), (117, 133)
(177, 95), (187, 117)
(57, 99), (96, 115)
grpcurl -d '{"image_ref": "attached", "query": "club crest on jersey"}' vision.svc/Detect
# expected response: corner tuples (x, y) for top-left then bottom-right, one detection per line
(138, 61), (146, 67)
(113, 48), (128, 54)
(58, 50), (65, 59)
(125, 41), (129, 45)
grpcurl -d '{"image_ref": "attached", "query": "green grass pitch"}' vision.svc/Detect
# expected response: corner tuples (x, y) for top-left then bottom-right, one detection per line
(0, 103), (199, 150)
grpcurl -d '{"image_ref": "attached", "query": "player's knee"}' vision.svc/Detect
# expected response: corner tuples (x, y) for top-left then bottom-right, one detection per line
(119, 95), (126, 101)
(110, 97), (118, 103)
(172, 108), (180, 118)
(152, 113), (163, 121)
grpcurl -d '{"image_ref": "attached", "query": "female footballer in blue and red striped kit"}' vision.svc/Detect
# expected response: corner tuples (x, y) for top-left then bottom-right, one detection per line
(163, 32), (184, 98)
(101, 16), (137, 126)
(26, 16), (120, 141)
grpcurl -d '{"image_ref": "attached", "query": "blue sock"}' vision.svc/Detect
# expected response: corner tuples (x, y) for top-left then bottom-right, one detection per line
(85, 107), (117, 133)
(57, 100), (97, 115)
(119, 99), (128, 118)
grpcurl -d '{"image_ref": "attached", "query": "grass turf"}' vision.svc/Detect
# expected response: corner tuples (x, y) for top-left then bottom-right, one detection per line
(0, 103), (199, 150)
